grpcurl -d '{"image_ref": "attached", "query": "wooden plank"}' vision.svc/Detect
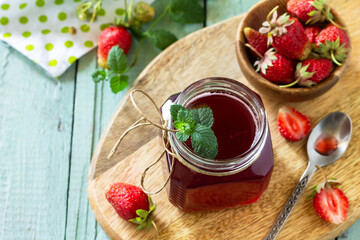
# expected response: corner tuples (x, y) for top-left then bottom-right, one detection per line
(0, 42), (75, 239)
(88, 1), (360, 238)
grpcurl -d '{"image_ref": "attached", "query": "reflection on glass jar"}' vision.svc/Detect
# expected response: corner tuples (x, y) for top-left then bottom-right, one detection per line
(161, 77), (274, 212)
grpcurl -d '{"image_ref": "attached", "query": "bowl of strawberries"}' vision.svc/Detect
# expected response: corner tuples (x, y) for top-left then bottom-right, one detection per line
(235, 0), (351, 102)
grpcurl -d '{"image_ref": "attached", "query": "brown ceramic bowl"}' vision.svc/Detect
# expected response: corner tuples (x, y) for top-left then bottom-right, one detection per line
(235, 0), (351, 102)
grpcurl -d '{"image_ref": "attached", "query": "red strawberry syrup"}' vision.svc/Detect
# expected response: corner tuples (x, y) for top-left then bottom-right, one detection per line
(314, 133), (339, 156)
(163, 92), (274, 212)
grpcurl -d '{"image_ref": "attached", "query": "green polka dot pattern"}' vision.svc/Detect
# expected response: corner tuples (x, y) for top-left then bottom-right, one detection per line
(36, 0), (45, 7)
(26, 45), (34, 51)
(84, 41), (94, 48)
(45, 43), (54, 51)
(98, 9), (106, 16)
(49, 60), (57, 67)
(61, 27), (69, 33)
(58, 12), (67, 21)
(0, 17), (9, 26)
(55, 0), (64, 5)
(22, 32), (32, 38)
(39, 15), (47, 23)
(1, 4), (10, 10)
(19, 16), (28, 24)
(64, 41), (74, 48)
(41, 29), (51, 35)
(68, 56), (77, 64)
(80, 24), (90, 32)
(115, 8), (126, 16)
(100, 24), (109, 31)
(3, 33), (11, 38)
(19, 3), (27, 9)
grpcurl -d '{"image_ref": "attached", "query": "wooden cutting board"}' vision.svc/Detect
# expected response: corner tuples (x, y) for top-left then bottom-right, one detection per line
(88, 1), (360, 239)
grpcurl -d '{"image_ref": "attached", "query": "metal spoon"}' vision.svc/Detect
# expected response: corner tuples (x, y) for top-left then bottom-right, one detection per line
(264, 111), (353, 240)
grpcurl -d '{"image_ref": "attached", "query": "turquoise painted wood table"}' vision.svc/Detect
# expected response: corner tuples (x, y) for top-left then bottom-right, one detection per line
(0, 0), (359, 239)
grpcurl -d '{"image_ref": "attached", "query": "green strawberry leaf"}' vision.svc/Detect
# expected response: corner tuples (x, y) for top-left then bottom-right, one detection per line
(190, 125), (218, 159)
(147, 29), (178, 50)
(91, 69), (107, 83)
(136, 209), (149, 219)
(168, 0), (204, 23)
(189, 107), (214, 128)
(170, 104), (187, 121)
(110, 75), (129, 93)
(108, 46), (128, 72)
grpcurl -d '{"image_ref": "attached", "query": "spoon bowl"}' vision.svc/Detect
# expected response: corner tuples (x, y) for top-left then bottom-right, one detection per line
(307, 111), (353, 167)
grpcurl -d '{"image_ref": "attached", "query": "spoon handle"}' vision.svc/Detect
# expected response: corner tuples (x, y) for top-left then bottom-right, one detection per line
(264, 163), (317, 240)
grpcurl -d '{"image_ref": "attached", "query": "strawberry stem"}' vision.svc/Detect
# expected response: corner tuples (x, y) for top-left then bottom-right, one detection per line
(279, 79), (299, 88)
(323, 10), (346, 30)
(316, 165), (328, 182)
(244, 43), (264, 59)
(331, 50), (342, 66)
(267, 6), (278, 28)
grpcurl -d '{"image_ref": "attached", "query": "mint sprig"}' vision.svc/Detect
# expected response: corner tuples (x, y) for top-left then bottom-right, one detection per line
(170, 104), (218, 159)
(91, 46), (130, 93)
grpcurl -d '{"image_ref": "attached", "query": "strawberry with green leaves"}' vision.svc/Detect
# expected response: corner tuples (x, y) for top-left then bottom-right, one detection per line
(98, 26), (132, 69)
(245, 45), (295, 85)
(259, 6), (312, 60)
(105, 182), (158, 232)
(315, 24), (350, 66)
(287, 0), (344, 28)
(310, 166), (349, 224)
(280, 58), (333, 88)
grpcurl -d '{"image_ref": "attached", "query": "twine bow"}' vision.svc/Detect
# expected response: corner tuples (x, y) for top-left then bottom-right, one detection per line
(108, 89), (181, 195)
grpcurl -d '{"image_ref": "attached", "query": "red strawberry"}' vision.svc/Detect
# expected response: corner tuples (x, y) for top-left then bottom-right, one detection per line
(304, 26), (321, 44)
(246, 46), (295, 84)
(281, 58), (333, 87)
(105, 182), (157, 231)
(244, 27), (269, 57)
(315, 24), (350, 66)
(277, 106), (311, 141)
(311, 166), (349, 224)
(287, 0), (343, 27)
(98, 26), (132, 69)
(259, 7), (311, 60)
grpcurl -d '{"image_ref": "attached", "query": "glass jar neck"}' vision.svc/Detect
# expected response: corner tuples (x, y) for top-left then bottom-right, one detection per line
(164, 77), (268, 176)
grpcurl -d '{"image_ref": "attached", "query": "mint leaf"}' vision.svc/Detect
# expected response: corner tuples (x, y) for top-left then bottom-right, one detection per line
(110, 75), (129, 93)
(176, 131), (189, 142)
(108, 46), (128, 72)
(92, 69), (107, 83)
(189, 107), (214, 128)
(191, 125), (218, 159)
(168, 0), (204, 24)
(170, 104), (187, 121)
(147, 29), (178, 50)
(173, 109), (194, 135)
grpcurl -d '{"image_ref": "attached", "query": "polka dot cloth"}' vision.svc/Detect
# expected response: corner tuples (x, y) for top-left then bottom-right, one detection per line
(0, 0), (153, 77)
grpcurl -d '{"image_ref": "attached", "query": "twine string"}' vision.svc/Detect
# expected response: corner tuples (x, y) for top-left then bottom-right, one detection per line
(108, 89), (180, 195)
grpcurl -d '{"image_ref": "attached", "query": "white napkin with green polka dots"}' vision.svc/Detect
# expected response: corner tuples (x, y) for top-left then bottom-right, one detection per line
(0, 0), (152, 78)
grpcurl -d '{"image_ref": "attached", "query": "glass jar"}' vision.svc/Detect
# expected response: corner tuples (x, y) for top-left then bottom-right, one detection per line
(161, 77), (274, 212)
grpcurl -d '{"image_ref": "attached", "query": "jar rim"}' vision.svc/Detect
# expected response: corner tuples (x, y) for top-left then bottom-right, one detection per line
(166, 77), (268, 174)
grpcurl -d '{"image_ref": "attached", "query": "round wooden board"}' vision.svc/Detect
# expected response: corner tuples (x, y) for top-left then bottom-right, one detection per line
(88, 3), (360, 239)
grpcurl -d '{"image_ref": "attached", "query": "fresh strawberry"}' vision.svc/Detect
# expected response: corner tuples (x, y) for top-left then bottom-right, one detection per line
(315, 24), (350, 66)
(310, 166), (349, 224)
(246, 46), (295, 84)
(277, 106), (311, 141)
(280, 58), (333, 87)
(287, 0), (343, 27)
(244, 27), (269, 57)
(259, 7), (311, 60)
(304, 26), (321, 44)
(98, 26), (132, 69)
(105, 182), (157, 231)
